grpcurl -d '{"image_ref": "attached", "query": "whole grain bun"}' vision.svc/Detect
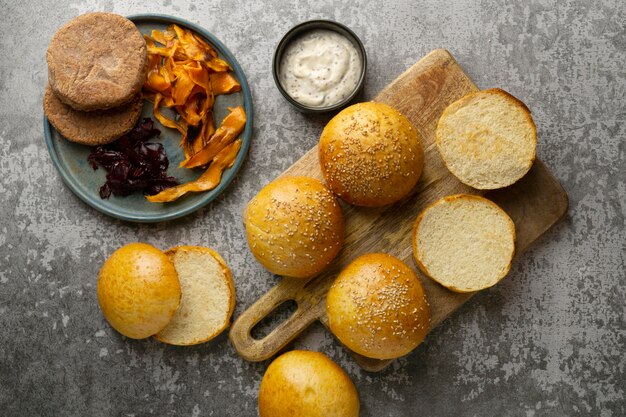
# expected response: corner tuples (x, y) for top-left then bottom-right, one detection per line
(326, 253), (430, 360)
(243, 176), (344, 278)
(97, 243), (181, 339)
(412, 194), (516, 293)
(155, 246), (235, 346)
(436, 88), (536, 189)
(319, 102), (424, 207)
(44, 85), (143, 146)
(46, 12), (148, 111)
(258, 350), (359, 417)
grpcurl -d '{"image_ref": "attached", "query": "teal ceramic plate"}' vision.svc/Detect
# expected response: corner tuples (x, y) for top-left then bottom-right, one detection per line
(43, 14), (253, 222)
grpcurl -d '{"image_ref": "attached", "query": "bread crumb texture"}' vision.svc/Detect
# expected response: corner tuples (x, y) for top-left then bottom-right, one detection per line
(436, 88), (536, 189)
(413, 194), (515, 292)
(155, 246), (235, 345)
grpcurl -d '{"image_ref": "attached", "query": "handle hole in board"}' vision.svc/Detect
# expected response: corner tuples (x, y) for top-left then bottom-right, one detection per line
(250, 299), (298, 340)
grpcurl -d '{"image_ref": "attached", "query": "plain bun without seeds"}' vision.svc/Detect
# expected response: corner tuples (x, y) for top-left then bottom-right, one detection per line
(155, 246), (236, 346)
(258, 350), (360, 417)
(46, 12), (148, 111)
(319, 102), (424, 207)
(412, 194), (516, 293)
(436, 88), (537, 189)
(97, 243), (181, 339)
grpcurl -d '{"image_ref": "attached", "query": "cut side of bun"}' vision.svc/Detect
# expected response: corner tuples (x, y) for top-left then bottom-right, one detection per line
(436, 88), (536, 189)
(412, 194), (515, 293)
(155, 246), (235, 345)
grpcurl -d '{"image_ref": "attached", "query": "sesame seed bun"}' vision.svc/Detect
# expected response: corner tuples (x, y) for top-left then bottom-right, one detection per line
(258, 350), (360, 417)
(326, 253), (430, 360)
(412, 194), (516, 292)
(46, 13), (148, 111)
(436, 88), (537, 189)
(243, 176), (344, 278)
(97, 243), (181, 339)
(319, 102), (424, 207)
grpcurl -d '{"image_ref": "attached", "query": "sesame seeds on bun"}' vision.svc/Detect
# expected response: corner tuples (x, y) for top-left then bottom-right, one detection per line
(326, 253), (430, 360)
(243, 176), (345, 279)
(319, 102), (424, 207)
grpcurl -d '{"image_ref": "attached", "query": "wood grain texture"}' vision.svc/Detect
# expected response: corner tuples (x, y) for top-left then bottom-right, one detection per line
(229, 49), (568, 371)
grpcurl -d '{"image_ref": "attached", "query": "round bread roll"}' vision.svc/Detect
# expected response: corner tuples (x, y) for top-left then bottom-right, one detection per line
(412, 194), (516, 292)
(46, 13), (148, 111)
(155, 246), (235, 346)
(243, 176), (344, 278)
(436, 88), (536, 189)
(319, 102), (424, 207)
(326, 253), (430, 360)
(97, 243), (181, 339)
(258, 350), (359, 417)
(44, 85), (143, 146)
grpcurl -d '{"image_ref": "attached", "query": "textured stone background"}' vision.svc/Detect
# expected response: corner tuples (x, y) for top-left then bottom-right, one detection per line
(0, 0), (624, 416)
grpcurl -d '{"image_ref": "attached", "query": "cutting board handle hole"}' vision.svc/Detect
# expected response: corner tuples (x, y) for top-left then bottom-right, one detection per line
(250, 299), (298, 340)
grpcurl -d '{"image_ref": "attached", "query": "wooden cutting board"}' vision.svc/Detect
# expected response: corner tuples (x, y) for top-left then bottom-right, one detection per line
(229, 49), (568, 371)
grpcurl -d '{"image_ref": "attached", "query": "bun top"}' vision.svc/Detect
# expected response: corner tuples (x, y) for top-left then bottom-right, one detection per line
(319, 102), (424, 207)
(244, 176), (344, 278)
(436, 88), (536, 189)
(97, 243), (181, 339)
(258, 350), (360, 417)
(46, 12), (148, 111)
(412, 194), (516, 292)
(326, 253), (430, 360)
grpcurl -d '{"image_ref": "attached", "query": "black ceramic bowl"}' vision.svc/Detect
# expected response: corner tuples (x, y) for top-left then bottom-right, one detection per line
(272, 20), (367, 113)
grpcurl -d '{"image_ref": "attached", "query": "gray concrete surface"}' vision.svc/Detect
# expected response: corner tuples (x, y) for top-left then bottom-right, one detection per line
(1, 0), (624, 416)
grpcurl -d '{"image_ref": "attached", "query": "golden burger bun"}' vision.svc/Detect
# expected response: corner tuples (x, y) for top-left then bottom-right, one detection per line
(258, 350), (360, 417)
(97, 243), (181, 339)
(326, 253), (430, 360)
(243, 176), (344, 278)
(319, 102), (424, 206)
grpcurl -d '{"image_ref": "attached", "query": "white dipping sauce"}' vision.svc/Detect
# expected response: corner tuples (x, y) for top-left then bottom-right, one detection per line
(279, 29), (362, 107)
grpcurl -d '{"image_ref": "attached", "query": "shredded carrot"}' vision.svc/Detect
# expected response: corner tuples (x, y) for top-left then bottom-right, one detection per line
(142, 24), (246, 203)
(210, 73), (242, 95)
(146, 139), (242, 203)
(182, 106), (246, 168)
